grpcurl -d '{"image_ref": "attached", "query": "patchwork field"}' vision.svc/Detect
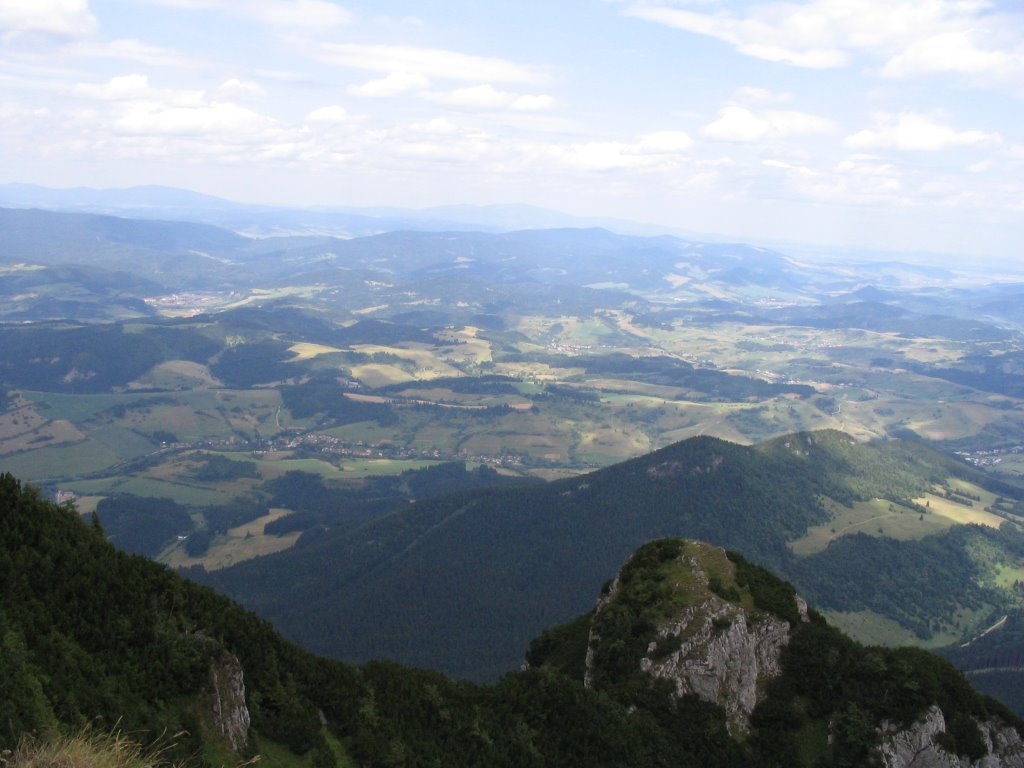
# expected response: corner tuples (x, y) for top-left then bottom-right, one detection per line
(5, 298), (1024, 624)
(163, 507), (302, 571)
(826, 604), (998, 650)
(790, 477), (1012, 557)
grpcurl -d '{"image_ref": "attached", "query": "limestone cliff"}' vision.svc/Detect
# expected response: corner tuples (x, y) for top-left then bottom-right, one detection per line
(205, 648), (251, 752)
(880, 706), (1024, 768)
(583, 539), (804, 734)
(187, 632), (252, 753)
(636, 592), (793, 733)
(568, 537), (1024, 765)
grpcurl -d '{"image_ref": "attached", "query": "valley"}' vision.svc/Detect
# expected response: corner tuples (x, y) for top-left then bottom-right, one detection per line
(4, 203), (1024, 700)
(7, 0), (1024, 762)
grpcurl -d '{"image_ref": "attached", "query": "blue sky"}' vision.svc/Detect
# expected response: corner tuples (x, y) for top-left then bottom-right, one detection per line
(1, 0), (1023, 259)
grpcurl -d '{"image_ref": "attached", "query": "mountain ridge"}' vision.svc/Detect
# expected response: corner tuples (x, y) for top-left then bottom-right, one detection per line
(4, 471), (1022, 767)
(196, 429), (1024, 682)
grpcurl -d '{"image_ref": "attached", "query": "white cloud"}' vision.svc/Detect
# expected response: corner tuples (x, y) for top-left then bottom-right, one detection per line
(64, 38), (209, 69)
(216, 78), (267, 100)
(703, 105), (836, 142)
(831, 155), (904, 195)
(405, 117), (460, 135)
(0, 0), (97, 41)
(845, 113), (1000, 151)
(74, 73), (150, 100)
(256, 0), (351, 27)
(348, 71), (430, 98)
(883, 30), (1024, 80)
(422, 84), (555, 112)
(73, 74), (205, 105)
(69, 74), (281, 145)
(735, 86), (792, 104)
(635, 130), (693, 154)
(138, 0), (351, 27)
(624, 2), (848, 68)
(624, 0), (1024, 87)
(762, 158), (818, 177)
(535, 130), (693, 172)
(114, 101), (273, 137)
(305, 105), (363, 124)
(308, 43), (546, 83)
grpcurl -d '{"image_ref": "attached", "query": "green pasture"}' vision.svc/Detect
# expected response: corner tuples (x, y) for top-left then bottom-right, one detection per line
(0, 439), (121, 481)
(24, 391), (131, 422)
(827, 605), (994, 650)
(324, 420), (403, 443)
(129, 360), (220, 389)
(339, 459), (442, 477)
(217, 452), (348, 480)
(88, 425), (157, 460)
(63, 475), (233, 507)
(790, 498), (953, 556)
(823, 610), (923, 647)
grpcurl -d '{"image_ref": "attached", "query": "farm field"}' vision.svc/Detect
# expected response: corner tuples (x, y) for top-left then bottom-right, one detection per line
(162, 507), (302, 571)
(6, 307), (1024, 504)
(5, 243), (1024, 624)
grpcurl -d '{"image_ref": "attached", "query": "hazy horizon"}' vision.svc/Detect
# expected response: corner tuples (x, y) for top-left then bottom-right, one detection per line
(1, 1), (1022, 261)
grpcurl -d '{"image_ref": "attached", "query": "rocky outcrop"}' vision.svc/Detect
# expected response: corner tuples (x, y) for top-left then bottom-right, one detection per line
(575, 538), (1024, 763)
(207, 649), (251, 752)
(880, 706), (1024, 768)
(584, 542), (805, 735)
(638, 594), (790, 734)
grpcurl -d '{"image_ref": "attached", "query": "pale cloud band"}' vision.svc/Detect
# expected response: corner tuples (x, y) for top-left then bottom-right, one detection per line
(309, 43), (548, 84)
(0, 0), (98, 41)
(422, 84), (555, 112)
(348, 71), (432, 98)
(846, 113), (1002, 151)
(704, 105), (836, 142)
(624, 0), (1024, 89)
(136, 0), (352, 28)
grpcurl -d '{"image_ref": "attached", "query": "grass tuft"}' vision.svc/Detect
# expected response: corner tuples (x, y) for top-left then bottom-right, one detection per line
(2, 728), (224, 768)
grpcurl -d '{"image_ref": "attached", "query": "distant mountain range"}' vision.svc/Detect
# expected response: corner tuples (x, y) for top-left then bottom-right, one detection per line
(0, 182), (707, 240)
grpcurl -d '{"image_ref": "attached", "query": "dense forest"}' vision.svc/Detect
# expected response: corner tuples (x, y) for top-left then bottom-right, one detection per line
(200, 430), (1024, 681)
(2, 474), (1018, 767)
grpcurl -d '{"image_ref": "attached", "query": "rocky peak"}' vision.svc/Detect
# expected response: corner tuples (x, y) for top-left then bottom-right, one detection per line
(583, 538), (806, 734)
(527, 536), (1024, 765)
(880, 705), (1024, 768)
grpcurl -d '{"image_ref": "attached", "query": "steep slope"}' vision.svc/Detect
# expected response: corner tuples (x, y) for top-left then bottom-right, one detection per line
(529, 538), (1024, 767)
(942, 609), (1024, 716)
(5, 470), (1020, 767)
(202, 430), (1024, 681)
(0, 471), (739, 767)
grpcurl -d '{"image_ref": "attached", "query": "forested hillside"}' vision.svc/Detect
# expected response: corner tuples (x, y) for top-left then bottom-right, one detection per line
(200, 430), (1024, 681)
(2, 472), (1020, 767)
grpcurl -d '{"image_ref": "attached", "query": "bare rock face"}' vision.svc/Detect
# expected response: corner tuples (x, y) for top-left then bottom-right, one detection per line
(578, 538), (1024, 764)
(584, 542), (803, 735)
(639, 595), (791, 734)
(207, 649), (251, 752)
(879, 706), (1024, 768)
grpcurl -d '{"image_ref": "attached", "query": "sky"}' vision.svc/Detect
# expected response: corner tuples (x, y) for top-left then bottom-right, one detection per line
(1, 0), (1023, 260)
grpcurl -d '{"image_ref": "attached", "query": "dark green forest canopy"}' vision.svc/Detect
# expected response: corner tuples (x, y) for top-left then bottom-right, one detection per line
(0, 324), (220, 392)
(2, 478), (1016, 768)
(200, 430), (1024, 681)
